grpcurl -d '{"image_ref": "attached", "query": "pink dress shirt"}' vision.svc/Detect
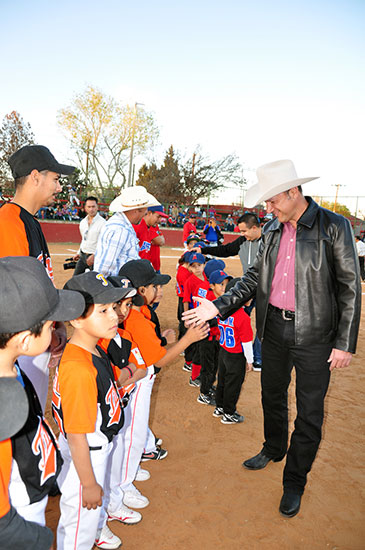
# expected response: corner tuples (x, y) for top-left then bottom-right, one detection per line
(269, 222), (296, 311)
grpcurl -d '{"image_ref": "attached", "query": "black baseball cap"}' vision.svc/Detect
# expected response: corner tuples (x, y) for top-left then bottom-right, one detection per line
(64, 271), (137, 306)
(8, 145), (75, 179)
(118, 259), (171, 288)
(0, 256), (85, 333)
(107, 275), (144, 307)
(0, 378), (29, 440)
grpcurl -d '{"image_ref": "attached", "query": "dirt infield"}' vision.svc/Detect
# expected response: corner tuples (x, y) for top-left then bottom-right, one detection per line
(45, 244), (365, 550)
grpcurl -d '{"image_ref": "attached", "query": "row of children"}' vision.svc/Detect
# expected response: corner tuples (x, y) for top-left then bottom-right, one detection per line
(176, 246), (255, 424)
(0, 256), (210, 550)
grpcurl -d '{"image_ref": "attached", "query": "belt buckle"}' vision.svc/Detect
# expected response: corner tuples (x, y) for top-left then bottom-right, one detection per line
(281, 309), (292, 321)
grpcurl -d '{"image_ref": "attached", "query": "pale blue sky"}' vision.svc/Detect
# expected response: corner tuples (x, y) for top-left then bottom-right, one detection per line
(1, 0), (364, 208)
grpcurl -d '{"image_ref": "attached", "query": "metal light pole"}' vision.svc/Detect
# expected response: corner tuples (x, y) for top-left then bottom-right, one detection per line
(127, 102), (144, 187)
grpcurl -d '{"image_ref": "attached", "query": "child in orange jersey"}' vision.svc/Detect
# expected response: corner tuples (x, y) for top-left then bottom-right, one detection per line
(0, 256), (84, 550)
(52, 272), (139, 550)
(117, 260), (209, 509)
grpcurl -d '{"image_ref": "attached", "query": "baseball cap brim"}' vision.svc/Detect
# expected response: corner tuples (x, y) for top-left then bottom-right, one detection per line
(210, 273), (233, 284)
(44, 289), (86, 322)
(50, 162), (75, 176)
(0, 378), (29, 440)
(150, 273), (171, 286)
(107, 276), (144, 306)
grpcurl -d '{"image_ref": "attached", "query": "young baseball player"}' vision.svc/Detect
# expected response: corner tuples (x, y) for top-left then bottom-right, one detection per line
(176, 252), (194, 368)
(0, 256), (84, 550)
(117, 259), (209, 508)
(52, 272), (139, 550)
(215, 277), (254, 424)
(96, 275), (148, 528)
(195, 269), (233, 407)
(182, 253), (210, 387)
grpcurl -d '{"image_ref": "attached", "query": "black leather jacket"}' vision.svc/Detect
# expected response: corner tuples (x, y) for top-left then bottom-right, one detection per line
(214, 197), (361, 352)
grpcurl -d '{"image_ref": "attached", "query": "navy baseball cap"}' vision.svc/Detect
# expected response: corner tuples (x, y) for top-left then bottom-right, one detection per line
(209, 270), (232, 285)
(188, 253), (205, 265)
(0, 256), (85, 333)
(186, 234), (200, 244)
(64, 271), (136, 305)
(147, 205), (169, 218)
(204, 259), (226, 278)
(8, 145), (75, 179)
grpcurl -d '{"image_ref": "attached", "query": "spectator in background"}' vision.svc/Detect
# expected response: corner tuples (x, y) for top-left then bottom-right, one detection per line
(355, 235), (365, 281)
(224, 214), (235, 231)
(183, 212), (197, 244)
(203, 217), (223, 245)
(72, 196), (106, 275)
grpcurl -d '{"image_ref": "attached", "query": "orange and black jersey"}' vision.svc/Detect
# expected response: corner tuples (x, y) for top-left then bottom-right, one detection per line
(0, 203), (53, 279)
(11, 367), (62, 505)
(0, 439), (12, 519)
(123, 308), (167, 368)
(52, 343), (124, 447)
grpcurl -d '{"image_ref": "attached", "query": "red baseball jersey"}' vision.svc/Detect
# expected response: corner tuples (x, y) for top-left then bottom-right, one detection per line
(176, 265), (191, 297)
(218, 308), (253, 353)
(183, 273), (210, 308)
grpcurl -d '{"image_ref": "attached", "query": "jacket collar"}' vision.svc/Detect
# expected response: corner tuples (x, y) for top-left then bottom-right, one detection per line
(265, 196), (319, 232)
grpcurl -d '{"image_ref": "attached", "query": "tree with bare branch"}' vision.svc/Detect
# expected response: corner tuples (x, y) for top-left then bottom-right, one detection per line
(57, 85), (159, 193)
(0, 111), (35, 189)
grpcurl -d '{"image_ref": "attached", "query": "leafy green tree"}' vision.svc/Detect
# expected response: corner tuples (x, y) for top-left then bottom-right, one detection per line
(137, 146), (182, 203)
(320, 200), (352, 217)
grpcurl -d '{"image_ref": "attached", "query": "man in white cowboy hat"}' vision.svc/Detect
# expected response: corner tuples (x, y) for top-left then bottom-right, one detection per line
(94, 186), (159, 276)
(183, 159), (361, 518)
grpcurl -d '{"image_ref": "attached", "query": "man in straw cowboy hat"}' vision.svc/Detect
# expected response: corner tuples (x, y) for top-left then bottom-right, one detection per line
(183, 159), (361, 517)
(94, 186), (159, 276)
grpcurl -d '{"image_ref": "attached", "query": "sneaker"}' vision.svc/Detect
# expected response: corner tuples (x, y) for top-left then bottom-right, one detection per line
(221, 412), (245, 424)
(135, 468), (150, 481)
(155, 436), (163, 446)
(141, 448), (168, 461)
(189, 376), (201, 388)
(252, 362), (262, 372)
(123, 488), (149, 509)
(182, 362), (192, 372)
(95, 524), (122, 549)
(212, 406), (224, 418)
(108, 504), (142, 524)
(197, 393), (216, 406)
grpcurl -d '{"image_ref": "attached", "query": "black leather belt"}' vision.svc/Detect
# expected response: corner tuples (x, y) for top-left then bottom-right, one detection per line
(268, 303), (295, 321)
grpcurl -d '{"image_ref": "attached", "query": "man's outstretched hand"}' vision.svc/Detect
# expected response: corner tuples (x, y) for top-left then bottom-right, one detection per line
(182, 297), (219, 326)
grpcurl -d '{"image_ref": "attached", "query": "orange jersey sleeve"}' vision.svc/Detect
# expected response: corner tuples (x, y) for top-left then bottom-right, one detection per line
(58, 344), (98, 434)
(124, 309), (166, 366)
(0, 439), (12, 518)
(0, 204), (29, 257)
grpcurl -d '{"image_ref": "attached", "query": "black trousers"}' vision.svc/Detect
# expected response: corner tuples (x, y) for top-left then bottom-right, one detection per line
(198, 338), (220, 395)
(74, 251), (93, 275)
(215, 348), (246, 415)
(261, 306), (332, 495)
(177, 297), (185, 340)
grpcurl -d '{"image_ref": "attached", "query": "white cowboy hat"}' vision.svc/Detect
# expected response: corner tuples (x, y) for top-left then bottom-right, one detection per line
(109, 185), (159, 213)
(244, 159), (318, 208)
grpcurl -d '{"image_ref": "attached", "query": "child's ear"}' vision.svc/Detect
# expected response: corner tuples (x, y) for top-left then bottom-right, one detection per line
(17, 331), (32, 352)
(209, 283), (214, 290)
(69, 317), (84, 329)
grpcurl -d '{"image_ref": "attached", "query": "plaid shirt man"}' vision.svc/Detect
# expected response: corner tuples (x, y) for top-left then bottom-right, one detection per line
(94, 212), (140, 276)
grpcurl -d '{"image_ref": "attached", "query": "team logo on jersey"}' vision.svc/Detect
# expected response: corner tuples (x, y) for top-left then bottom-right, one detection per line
(96, 273), (108, 286)
(197, 288), (207, 298)
(140, 241), (151, 253)
(131, 347), (145, 366)
(36, 253), (54, 281)
(51, 371), (65, 436)
(31, 419), (57, 485)
(105, 382), (122, 427)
